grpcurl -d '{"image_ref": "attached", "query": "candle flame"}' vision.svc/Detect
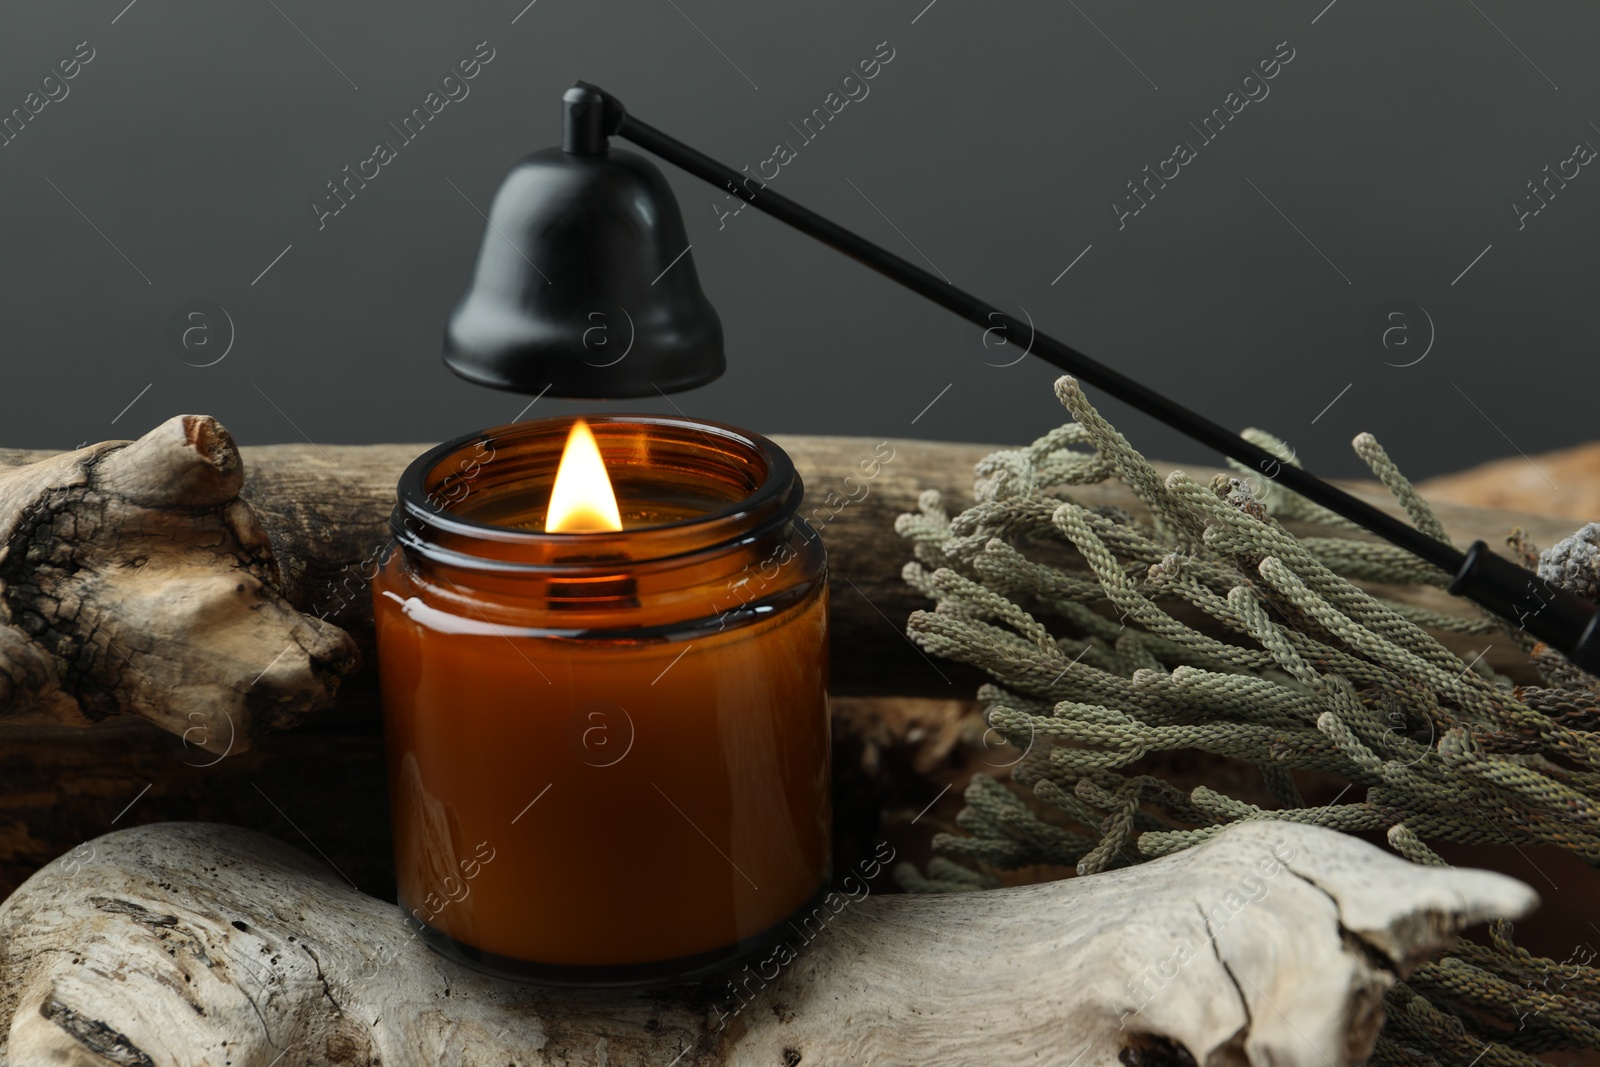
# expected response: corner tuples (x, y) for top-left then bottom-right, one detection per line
(546, 419), (623, 533)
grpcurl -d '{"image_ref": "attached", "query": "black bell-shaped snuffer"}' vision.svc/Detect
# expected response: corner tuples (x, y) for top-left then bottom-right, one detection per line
(442, 85), (724, 397)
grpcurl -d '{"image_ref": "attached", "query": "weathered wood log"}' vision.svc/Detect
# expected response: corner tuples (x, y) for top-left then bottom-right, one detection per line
(222, 437), (1587, 689)
(0, 424), (1579, 753)
(0, 819), (1536, 1067)
(0, 416), (357, 751)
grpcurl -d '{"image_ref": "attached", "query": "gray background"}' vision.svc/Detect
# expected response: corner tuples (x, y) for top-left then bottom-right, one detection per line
(1, 0), (1594, 479)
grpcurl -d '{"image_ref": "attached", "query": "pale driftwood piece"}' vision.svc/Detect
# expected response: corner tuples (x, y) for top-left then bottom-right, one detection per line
(0, 820), (1534, 1067)
(0, 416), (357, 753)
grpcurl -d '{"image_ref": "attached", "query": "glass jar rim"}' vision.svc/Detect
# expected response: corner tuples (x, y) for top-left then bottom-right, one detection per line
(392, 414), (803, 572)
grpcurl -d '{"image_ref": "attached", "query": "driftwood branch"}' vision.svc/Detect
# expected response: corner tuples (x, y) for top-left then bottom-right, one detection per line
(0, 421), (1578, 751)
(0, 819), (1535, 1067)
(223, 436), (1584, 687)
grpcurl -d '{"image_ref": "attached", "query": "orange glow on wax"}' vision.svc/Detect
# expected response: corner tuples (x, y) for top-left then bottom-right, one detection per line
(546, 419), (623, 532)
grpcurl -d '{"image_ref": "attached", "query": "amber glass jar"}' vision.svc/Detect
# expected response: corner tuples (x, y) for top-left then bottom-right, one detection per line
(373, 415), (830, 985)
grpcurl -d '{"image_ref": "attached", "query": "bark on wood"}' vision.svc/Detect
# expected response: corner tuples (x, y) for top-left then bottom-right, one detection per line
(0, 819), (1535, 1067)
(0, 426), (1578, 753)
(0, 416), (357, 752)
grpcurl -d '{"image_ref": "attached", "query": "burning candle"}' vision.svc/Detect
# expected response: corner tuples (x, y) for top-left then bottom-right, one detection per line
(374, 415), (831, 984)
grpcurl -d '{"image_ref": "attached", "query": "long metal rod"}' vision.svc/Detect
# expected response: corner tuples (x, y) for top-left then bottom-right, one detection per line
(617, 111), (1459, 572)
(595, 92), (1599, 674)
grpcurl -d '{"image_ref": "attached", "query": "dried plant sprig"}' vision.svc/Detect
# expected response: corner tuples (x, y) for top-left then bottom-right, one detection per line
(895, 375), (1600, 1064)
